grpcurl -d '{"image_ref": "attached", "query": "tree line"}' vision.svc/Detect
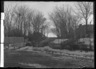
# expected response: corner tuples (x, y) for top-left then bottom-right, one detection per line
(4, 2), (93, 47)
(49, 2), (93, 39)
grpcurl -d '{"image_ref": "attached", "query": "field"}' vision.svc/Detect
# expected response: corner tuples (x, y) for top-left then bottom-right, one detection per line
(4, 46), (94, 68)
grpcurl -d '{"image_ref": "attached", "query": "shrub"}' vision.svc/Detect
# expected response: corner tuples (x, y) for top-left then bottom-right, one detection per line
(49, 43), (62, 49)
(25, 42), (32, 46)
(60, 41), (92, 52)
(28, 32), (46, 47)
(39, 38), (55, 47)
(39, 40), (49, 47)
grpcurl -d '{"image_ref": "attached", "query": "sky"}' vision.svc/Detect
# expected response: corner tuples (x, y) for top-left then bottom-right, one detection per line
(4, 1), (94, 37)
(4, 1), (76, 19)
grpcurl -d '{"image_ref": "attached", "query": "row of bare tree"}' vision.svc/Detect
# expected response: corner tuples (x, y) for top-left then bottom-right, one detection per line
(4, 2), (93, 39)
(4, 5), (47, 37)
(50, 2), (93, 39)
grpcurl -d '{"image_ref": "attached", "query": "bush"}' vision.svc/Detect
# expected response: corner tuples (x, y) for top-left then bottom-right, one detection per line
(39, 38), (55, 47)
(49, 43), (62, 49)
(60, 41), (92, 52)
(39, 40), (49, 47)
(28, 32), (46, 47)
(25, 42), (32, 46)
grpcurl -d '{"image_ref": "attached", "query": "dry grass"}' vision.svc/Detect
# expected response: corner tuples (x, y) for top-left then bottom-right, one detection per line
(5, 47), (94, 68)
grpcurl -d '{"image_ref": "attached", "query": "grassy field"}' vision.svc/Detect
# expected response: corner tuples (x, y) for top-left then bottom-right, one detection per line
(4, 46), (94, 68)
(28, 46), (94, 59)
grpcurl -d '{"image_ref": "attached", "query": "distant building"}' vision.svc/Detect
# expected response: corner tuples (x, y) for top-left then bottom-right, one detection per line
(76, 24), (94, 38)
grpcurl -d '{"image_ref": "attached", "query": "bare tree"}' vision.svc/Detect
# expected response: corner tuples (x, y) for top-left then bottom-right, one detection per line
(40, 23), (49, 36)
(51, 28), (57, 37)
(13, 5), (34, 36)
(75, 2), (93, 37)
(4, 5), (35, 37)
(49, 12), (61, 37)
(49, 5), (78, 39)
(4, 5), (18, 36)
(32, 11), (46, 33)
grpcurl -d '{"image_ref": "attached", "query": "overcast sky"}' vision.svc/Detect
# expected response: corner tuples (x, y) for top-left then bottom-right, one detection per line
(4, 1), (93, 24)
(4, 1), (76, 19)
(4, 1), (93, 37)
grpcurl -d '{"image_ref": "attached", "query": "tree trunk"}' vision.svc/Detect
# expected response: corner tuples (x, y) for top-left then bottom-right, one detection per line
(85, 14), (88, 38)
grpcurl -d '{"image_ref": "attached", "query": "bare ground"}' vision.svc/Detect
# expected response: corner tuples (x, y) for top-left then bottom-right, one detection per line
(4, 47), (94, 68)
